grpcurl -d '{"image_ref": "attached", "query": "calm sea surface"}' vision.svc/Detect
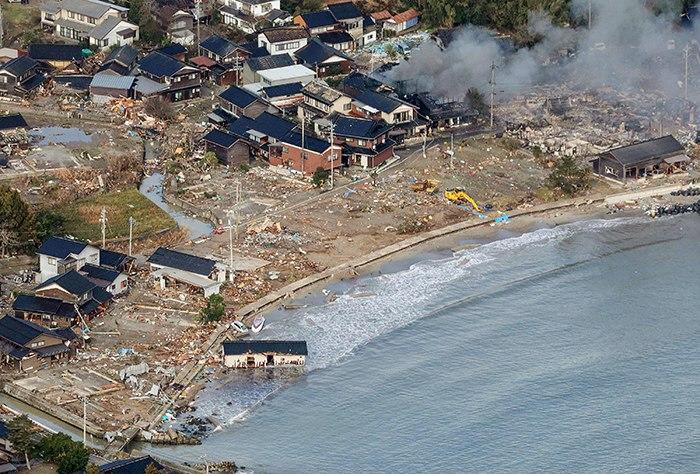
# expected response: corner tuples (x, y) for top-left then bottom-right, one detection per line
(150, 216), (700, 473)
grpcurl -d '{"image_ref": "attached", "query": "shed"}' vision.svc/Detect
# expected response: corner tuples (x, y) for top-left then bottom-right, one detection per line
(89, 74), (135, 103)
(222, 340), (308, 368)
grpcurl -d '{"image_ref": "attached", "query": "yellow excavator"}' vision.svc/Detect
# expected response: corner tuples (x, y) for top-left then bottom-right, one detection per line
(444, 188), (481, 212)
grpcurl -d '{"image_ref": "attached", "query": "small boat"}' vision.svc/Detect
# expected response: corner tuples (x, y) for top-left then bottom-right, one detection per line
(250, 315), (265, 333)
(230, 320), (249, 334)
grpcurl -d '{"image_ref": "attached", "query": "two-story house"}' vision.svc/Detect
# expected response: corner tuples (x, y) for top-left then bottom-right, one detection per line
(220, 0), (290, 34)
(199, 35), (251, 84)
(326, 2), (363, 45)
(294, 38), (353, 76)
(158, 7), (195, 45)
(257, 26), (309, 55)
(293, 10), (338, 35)
(241, 53), (295, 84)
(327, 115), (395, 169)
(347, 88), (426, 141)
(40, 0), (138, 49)
(268, 130), (340, 175)
(0, 315), (78, 372)
(0, 57), (46, 97)
(135, 51), (202, 101)
(298, 80), (353, 122)
(227, 111), (296, 159)
(218, 85), (277, 119)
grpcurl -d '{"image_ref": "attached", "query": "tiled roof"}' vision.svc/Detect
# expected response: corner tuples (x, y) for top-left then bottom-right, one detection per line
(261, 82), (303, 98)
(299, 10), (337, 29)
(245, 53), (295, 72)
(219, 85), (259, 108)
(228, 111), (297, 141)
(327, 2), (363, 20)
(260, 26), (309, 43)
(370, 10), (391, 21)
(0, 314), (70, 347)
(0, 113), (28, 131)
(104, 44), (139, 67)
(138, 51), (190, 78)
(332, 115), (393, 139)
(12, 294), (76, 318)
(317, 30), (354, 45)
(80, 263), (120, 284)
(294, 38), (350, 66)
(200, 35), (242, 58)
(280, 130), (330, 153)
(223, 340), (308, 355)
(1, 56), (38, 77)
(353, 89), (409, 113)
(147, 247), (216, 276)
(36, 270), (96, 296)
(99, 456), (165, 474)
(99, 248), (128, 269)
(391, 8), (420, 24)
(38, 236), (89, 259)
(605, 135), (686, 166)
(202, 129), (240, 148)
(28, 43), (84, 62)
(157, 43), (188, 57)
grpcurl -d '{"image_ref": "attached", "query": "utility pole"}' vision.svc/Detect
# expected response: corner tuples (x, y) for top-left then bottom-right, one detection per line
(128, 217), (134, 256)
(227, 217), (234, 282)
(329, 121), (335, 188)
(99, 207), (107, 247)
(301, 108), (306, 174)
(588, 0), (592, 30)
(489, 61), (496, 128)
(195, 0), (202, 56)
(683, 43), (690, 101)
(82, 397), (87, 446)
(422, 129), (427, 158)
(450, 133), (454, 169)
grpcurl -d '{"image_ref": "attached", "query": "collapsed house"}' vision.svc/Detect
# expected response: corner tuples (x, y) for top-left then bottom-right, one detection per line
(0, 57), (46, 97)
(591, 135), (689, 182)
(0, 315), (79, 372)
(147, 247), (228, 297)
(406, 92), (478, 130)
(222, 340), (308, 368)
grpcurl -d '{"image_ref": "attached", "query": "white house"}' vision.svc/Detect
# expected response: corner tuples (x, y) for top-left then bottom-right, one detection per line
(223, 340), (308, 368)
(257, 26), (309, 55)
(88, 16), (139, 49)
(147, 247), (228, 297)
(224, 0), (280, 18)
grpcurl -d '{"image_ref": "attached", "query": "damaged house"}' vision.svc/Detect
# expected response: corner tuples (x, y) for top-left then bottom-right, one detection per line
(0, 315), (78, 372)
(347, 87), (426, 142)
(0, 57), (46, 97)
(222, 340), (307, 368)
(407, 92), (478, 130)
(147, 247), (228, 297)
(218, 85), (277, 119)
(591, 135), (689, 182)
(135, 51), (202, 101)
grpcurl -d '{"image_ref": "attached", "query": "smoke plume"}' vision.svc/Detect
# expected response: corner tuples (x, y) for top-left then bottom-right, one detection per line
(389, 0), (700, 103)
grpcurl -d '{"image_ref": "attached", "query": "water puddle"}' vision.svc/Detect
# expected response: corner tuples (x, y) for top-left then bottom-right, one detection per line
(28, 127), (94, 146)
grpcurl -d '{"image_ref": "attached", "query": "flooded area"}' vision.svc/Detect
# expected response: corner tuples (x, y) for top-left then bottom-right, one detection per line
(139, 172), (213, 240)
(28, 127), (94, 146)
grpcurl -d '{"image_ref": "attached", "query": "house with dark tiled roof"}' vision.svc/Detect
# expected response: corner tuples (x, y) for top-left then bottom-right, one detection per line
(257, 26), (310, 56)
(223, 339), (307, 368)
(202, 128), (250, 166)
(135, 51), (202, 101)
(259, 82), (304, 110)
(218, 85), (277, 118)
(0, 314), (78, 371)
(198, 35), (251, 85)
(346, 87), (426, 141)
(268, 129), (340, 175)
(225, 111), (297, 160)
(27, 43), (85, 70)
(591, 135), (689, 181)
(327, 114), (395, 169)
(0, 114), (29, 133)
(98, 455), (168, 474)
(147, 248), (227, 297)
(97, 45), (139, 76)
(0, 57), (46, 97)
(293, 10), (338, 35)
(294, 38), (354, 77)
(241, 53), (295, 84)
(326, 2), (363, 44)
(298, 80), (353, 120)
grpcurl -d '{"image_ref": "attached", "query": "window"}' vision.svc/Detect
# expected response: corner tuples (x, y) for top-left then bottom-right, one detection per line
(276, 41), (300, 51)
(48, 257), (56, 265)
(343, 103), (351, 111)
(357, 139), (366, 146)
(121, 280), (127, 288)
(0, 76), (7, 84)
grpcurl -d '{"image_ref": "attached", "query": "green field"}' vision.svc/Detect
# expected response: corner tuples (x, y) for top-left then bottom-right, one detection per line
(2, 4), (41, 46)
(56, 188), (176, 241)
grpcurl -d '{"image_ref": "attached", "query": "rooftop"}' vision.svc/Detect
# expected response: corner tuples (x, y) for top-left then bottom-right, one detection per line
(38, 236), (90, 259)
(36, 270), (97, 296)
(332, 115), (393, 139)
(147, 247), (217, 277)
(279, 130), (331, 154)
(260, 26), (309, 43)
(103, 44), (138, 67)
(28, 43), (84, 62)
(295, 38), (350, 66)
(317, 30), (354, 45)
(0, 314), (71, 348)
(327, 2), (363, 21)
(0, 113), (29, 131)
(90, 73), (135, 90)
(352, 88), (409, 114)
(245, 53), (295, 72)
(99, 248), (129, 268)
(261, 81), (303, 98)
(200, 35), (243, 58)
(202, 128), (240, 148)
(299, 10), (337, 29)
(157, 43), (188, 57)
(258, 64), (315, 83)
(303, 80), (345, 104)
(60, 0), (128, 18)
(603, 135), (686, 165)
(219, 85), (260, 108)
(390, 8), (420, 24)
(138, 51), (192, 78)
(228, 111), (297, 141)
(223, 340), (308, 356)
(1, 56), (39, 77)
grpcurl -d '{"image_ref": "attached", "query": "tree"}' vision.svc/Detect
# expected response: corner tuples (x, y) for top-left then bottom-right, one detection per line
(199, 294), (226, 323)
(311, 167), (330, 188)
(85, 463), (101, 474)
(144, 463), (162, 474)
(37, 433), (90, 474)
(7, 414), (36, 470)
(201, 151), (219, 169)
(0, 185), (34, 251)
(546, 155), (592, 197)
(34, 210), (65, 244)
(144, 97), (176, 121)
(0, 226), (19, 258)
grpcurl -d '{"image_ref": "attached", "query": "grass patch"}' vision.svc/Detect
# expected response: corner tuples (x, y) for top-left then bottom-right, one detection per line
(56, 188), (176, 241)
(2, 4), (41, 45)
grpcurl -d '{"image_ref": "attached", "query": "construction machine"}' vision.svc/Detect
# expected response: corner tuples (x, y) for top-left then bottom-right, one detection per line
(444, 188), (481, 212)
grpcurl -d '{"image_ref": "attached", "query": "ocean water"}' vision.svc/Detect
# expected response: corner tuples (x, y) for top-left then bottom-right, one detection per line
(150, 216), (700, 473)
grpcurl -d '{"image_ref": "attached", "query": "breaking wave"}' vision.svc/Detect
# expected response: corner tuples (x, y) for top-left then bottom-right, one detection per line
(188, 217), (656, 427)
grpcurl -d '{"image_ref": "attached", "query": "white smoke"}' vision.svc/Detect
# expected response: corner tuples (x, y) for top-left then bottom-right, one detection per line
(389, 0), (700, 103)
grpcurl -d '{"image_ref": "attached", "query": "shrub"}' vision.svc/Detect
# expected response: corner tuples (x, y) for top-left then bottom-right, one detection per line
(199, 294), (226, 324)
(311, 167), (330, 188)
(546, 155), (592, 197)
